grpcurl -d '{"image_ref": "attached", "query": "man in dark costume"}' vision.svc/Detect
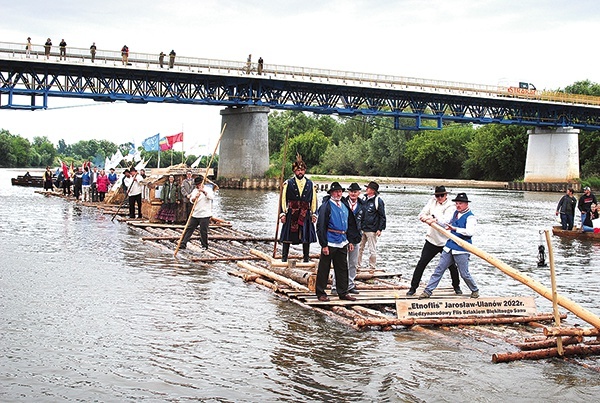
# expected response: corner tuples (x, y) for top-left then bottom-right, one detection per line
(279, 154), (317, 262)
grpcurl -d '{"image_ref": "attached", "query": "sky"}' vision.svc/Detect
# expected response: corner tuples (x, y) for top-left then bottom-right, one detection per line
(1, 0), (599, 153)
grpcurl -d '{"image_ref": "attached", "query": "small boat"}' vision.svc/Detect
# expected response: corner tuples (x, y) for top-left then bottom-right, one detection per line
(552, 226), (600, 240)
(11, 175), (44, 187)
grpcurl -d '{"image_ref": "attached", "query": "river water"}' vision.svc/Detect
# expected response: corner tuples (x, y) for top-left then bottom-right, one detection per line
(1, 168), (599, 402)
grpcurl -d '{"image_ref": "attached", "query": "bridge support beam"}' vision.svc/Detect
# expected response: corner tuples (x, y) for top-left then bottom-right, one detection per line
(524, 127), (579, 182)
(218, 106), (270, 179)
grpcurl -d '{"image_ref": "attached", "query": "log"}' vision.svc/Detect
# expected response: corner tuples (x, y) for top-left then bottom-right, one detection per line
(492, 344), (600, 363)
(355, 313), (562, 328)
(544, 327), (600, 337)
(429, 222), (600, 329)
(237, 261), (309, 292)
(190, 256), (263, 263)
(514, 336), (582, 351)
(142, 235), (276, 242)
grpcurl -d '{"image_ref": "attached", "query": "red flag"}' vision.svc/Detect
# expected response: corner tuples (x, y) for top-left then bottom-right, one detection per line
(166, 132), (183, 146)
(61, 161), (69, 179)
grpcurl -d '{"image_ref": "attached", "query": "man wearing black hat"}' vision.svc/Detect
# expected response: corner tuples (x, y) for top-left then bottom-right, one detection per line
(180, 176), (214, 250)
(331, 182), (364, 295)
(315, 182), (359, 302)
(124, 167), (143, 219)
(358, 181), (386, 271)
(406, 186), (462, 296)
(279, 154), (317, 262)
(419, 192), (480, 299)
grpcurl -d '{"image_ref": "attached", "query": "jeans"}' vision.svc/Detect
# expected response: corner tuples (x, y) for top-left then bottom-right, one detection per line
(410, 240), (460, 290)
(424, 251), (478, 295)
(560, 213), (574, 230)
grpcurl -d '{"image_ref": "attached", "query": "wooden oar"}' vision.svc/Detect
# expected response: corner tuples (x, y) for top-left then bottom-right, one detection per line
(428, 221), (600, 329)
(174, 123), (226, 257)
(272, 129), (289, 257)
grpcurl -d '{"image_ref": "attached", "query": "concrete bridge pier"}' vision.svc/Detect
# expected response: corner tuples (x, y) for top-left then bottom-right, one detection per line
(218, 106), (270, 179)
(524, 127), (580, 183)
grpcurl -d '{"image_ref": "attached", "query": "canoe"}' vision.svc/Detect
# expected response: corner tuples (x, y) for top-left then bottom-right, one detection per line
(552, 226), (600, 240)
(11, 175), (44, 187)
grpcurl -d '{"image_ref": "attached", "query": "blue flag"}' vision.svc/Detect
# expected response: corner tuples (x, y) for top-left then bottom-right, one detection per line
(142, 133), (160, 152)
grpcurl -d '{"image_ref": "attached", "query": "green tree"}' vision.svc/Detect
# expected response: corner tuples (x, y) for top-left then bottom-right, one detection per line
(317, 135), (369, 175)
(0, 130), (16, 167)
(579, 130), (600, 177)
(562, 80), (600, 96)
(32, 136), (57, 167)
(405, 124), (474, 178)
(287, 128), (330, 168)
(464, 124), (528, 181)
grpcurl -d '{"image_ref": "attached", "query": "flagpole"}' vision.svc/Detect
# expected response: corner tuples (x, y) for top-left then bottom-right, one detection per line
(181, 125), (185, 165)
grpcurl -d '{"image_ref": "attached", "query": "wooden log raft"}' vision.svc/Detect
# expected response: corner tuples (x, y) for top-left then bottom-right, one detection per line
(492, 345), (600, 363)
(429, 222), (600, 329)
(514, 336), (582, 351)
(354, 313), (563, 328)
(544, 327), (600, 337)
(237, 261), (309, 292)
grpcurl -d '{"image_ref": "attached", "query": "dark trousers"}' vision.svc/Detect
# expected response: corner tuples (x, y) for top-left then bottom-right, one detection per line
(181, 216), (210, 248)
(316, 245), (349, 297)
(129, 194), (142, 218)
(410, 240), (460, 290)
(560, 213), (574, 230)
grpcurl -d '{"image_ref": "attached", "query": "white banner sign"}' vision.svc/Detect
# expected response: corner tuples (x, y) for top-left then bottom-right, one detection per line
(396, 297), (536, 319)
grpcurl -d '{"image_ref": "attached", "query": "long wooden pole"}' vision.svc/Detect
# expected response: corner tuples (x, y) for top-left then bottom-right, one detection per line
(545, 229), (563, 355)
(174, 123), (226, 257)
(272, 129), (289, 258)
(428, 222), (600, 329)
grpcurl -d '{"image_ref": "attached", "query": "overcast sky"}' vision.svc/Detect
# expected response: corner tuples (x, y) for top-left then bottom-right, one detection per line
(1, 0), (599, 153)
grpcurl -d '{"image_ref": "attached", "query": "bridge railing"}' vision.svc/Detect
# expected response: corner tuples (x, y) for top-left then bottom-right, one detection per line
(2, 40), (600, 108)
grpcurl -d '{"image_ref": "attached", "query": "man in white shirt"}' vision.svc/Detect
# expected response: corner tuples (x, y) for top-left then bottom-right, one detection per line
(124, 167), (143, 219)
(407, 186), (462, 296)
(180, 176), (214, 250)
(419, 192), (480, 299)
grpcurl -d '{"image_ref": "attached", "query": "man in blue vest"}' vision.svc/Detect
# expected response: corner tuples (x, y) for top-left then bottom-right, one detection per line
(419, 192), (480, 299)
(315, 182), (358, 302)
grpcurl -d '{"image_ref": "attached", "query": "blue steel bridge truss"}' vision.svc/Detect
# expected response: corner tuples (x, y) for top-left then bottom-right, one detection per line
(2, 58), (600, 130)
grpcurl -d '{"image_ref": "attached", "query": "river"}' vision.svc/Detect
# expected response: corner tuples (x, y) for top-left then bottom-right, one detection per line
(1, 168), (599, 402)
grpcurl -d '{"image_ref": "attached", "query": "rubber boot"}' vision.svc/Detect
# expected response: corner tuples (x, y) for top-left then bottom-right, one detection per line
(303, 243), (311, 262)
(281, 243), (290, 262)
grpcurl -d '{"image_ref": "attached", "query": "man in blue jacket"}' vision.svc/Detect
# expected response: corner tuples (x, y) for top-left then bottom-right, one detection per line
(315, 182), (359, 302)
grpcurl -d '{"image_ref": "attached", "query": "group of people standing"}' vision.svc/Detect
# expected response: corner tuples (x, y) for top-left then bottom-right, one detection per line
(556, 186), (598, 232)
(54, 165), (119, 203)
(277, 155), (387, 302)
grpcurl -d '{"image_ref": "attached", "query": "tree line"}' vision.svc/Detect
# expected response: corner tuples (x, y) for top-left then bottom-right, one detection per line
(1, 80), (599, 185)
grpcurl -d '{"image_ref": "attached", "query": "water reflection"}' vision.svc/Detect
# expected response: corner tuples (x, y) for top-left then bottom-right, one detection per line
(1, 169), (600, 401)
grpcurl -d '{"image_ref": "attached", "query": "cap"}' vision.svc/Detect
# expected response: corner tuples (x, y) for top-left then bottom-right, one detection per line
(584, 186), (591, 191)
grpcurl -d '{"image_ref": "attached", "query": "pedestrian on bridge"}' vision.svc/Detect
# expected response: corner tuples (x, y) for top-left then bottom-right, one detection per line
(121, 45), (129, 65)
(26, 37), (32, 58)
(246, 54), (252, 74)
(44, 38), (52, 59)
(159, 52), (165, 68)
(257, 57), (263, 75)
(169, 50), (176, 68)
(59, 39), (67, 60)
(90, 42), (97, 63)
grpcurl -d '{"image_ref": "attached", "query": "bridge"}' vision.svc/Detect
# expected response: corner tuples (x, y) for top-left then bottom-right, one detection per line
(1, 40), (597, 182)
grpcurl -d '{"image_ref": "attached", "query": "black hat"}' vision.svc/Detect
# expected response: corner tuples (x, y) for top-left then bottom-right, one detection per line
(452, 192), (471, 203)
(328, 182), (345, 193)
(194, 176), (204, 185)
(434, 186), (447, 195)
(130, 167), (137, 172)
(365, 181), (379, 193)
(347, 182), (361, 191)
(123, 169), (130, 173)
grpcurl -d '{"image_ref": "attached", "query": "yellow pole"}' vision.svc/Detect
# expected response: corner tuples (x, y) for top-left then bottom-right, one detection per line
(544, 229), (563, 355)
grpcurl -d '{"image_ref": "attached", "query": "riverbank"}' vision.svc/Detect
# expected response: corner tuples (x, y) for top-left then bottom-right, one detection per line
(309, 175), (507, 189)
